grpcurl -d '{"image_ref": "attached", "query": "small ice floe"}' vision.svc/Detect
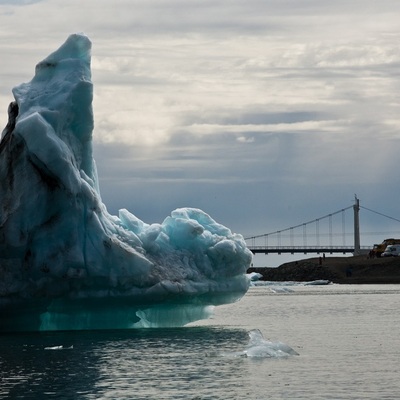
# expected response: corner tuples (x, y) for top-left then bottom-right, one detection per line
(244, 329), (299, 358)
(44, 345), (73, 350)
(303, 280), (331, 286)
(268, 286), (294, 293)
(251, 280), (331, 289)
(246, 272), (263, 286)
(247, 272), (263, 282)
(216, 329), (299, 359)
(250, 281), (295, 291)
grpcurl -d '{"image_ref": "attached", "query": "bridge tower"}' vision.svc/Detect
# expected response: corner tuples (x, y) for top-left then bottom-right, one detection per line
(353, 195), (361, 255)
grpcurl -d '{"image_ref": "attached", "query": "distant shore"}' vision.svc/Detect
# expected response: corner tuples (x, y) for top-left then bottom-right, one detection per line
(247, 255), (400, 284)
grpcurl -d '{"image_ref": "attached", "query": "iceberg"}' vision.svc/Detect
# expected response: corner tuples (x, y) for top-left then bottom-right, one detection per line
(0, 34), (252, 332)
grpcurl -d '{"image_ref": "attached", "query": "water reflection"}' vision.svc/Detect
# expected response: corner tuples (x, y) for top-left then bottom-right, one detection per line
(0, 331), (101, 398)
(0, 328), (252, 399)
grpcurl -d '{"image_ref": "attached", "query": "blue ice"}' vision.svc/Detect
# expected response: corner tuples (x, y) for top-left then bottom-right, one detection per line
(0, 34), (252, 332)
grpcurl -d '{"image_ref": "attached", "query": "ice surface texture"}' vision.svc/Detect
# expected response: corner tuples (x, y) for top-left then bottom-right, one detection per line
(0, 34), (252, 331)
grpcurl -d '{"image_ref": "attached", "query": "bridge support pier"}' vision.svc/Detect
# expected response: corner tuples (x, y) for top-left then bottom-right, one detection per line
(353, 195), (361, 255)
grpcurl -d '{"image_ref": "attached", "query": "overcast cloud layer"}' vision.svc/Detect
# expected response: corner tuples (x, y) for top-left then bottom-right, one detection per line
(1, 0), (400, 266)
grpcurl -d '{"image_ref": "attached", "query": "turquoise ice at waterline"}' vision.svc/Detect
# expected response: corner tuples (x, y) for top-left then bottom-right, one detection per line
(0, 34), (252, 332)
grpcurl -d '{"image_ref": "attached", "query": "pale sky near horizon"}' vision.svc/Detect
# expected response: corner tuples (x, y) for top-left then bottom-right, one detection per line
(1, 0), (400, 266)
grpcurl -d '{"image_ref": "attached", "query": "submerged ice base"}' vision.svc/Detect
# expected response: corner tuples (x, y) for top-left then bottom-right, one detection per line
(0, 34), (252, 332)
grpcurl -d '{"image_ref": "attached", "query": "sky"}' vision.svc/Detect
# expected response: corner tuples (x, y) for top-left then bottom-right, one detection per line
(1, 0), (400, 266)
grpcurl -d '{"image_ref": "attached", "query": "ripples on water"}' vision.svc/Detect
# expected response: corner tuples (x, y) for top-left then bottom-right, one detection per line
(1, 284), (400, 399)
(0, 328), (256, 399)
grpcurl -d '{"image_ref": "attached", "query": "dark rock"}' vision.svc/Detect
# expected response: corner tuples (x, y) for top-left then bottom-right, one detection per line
(248, 255), (400, 284)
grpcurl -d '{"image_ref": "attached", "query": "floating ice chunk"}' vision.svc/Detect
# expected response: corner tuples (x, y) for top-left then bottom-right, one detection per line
(0, 34), (252, 332)
(304, 280), (331, 286)
(247, 272), (263, 281)
(44, 345), (73, 350)
(216, 329), (298, 359)
(244, 329), (299, 358)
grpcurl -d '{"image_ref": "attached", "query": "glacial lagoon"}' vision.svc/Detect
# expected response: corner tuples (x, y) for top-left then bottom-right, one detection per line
(1, 283), (399, 399)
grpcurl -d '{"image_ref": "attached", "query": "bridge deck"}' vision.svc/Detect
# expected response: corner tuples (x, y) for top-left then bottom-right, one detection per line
(248, 246), (371, 254)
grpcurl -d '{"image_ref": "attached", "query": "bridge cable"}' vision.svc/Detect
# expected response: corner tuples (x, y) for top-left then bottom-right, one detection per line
(360, 206), (400, 224)
(245, 205), (353, 240)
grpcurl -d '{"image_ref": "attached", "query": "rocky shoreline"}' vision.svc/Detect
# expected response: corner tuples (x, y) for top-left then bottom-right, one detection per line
(247, 255), (400, 284)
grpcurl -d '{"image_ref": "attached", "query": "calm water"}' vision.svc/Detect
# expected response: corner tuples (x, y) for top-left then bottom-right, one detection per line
(1, 284), (400, 399)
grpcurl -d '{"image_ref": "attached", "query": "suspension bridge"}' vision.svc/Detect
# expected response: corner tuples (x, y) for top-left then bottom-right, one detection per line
(245, 196), (400, 256)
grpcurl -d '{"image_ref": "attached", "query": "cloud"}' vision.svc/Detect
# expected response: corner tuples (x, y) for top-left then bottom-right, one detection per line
(2, 0), (400, 266)
(0, 0), (42, 5)
(237, 136), (254, 143)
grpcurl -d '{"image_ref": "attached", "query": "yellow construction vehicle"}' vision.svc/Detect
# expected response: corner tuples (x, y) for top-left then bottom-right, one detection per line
(371, 238), (400, 258)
